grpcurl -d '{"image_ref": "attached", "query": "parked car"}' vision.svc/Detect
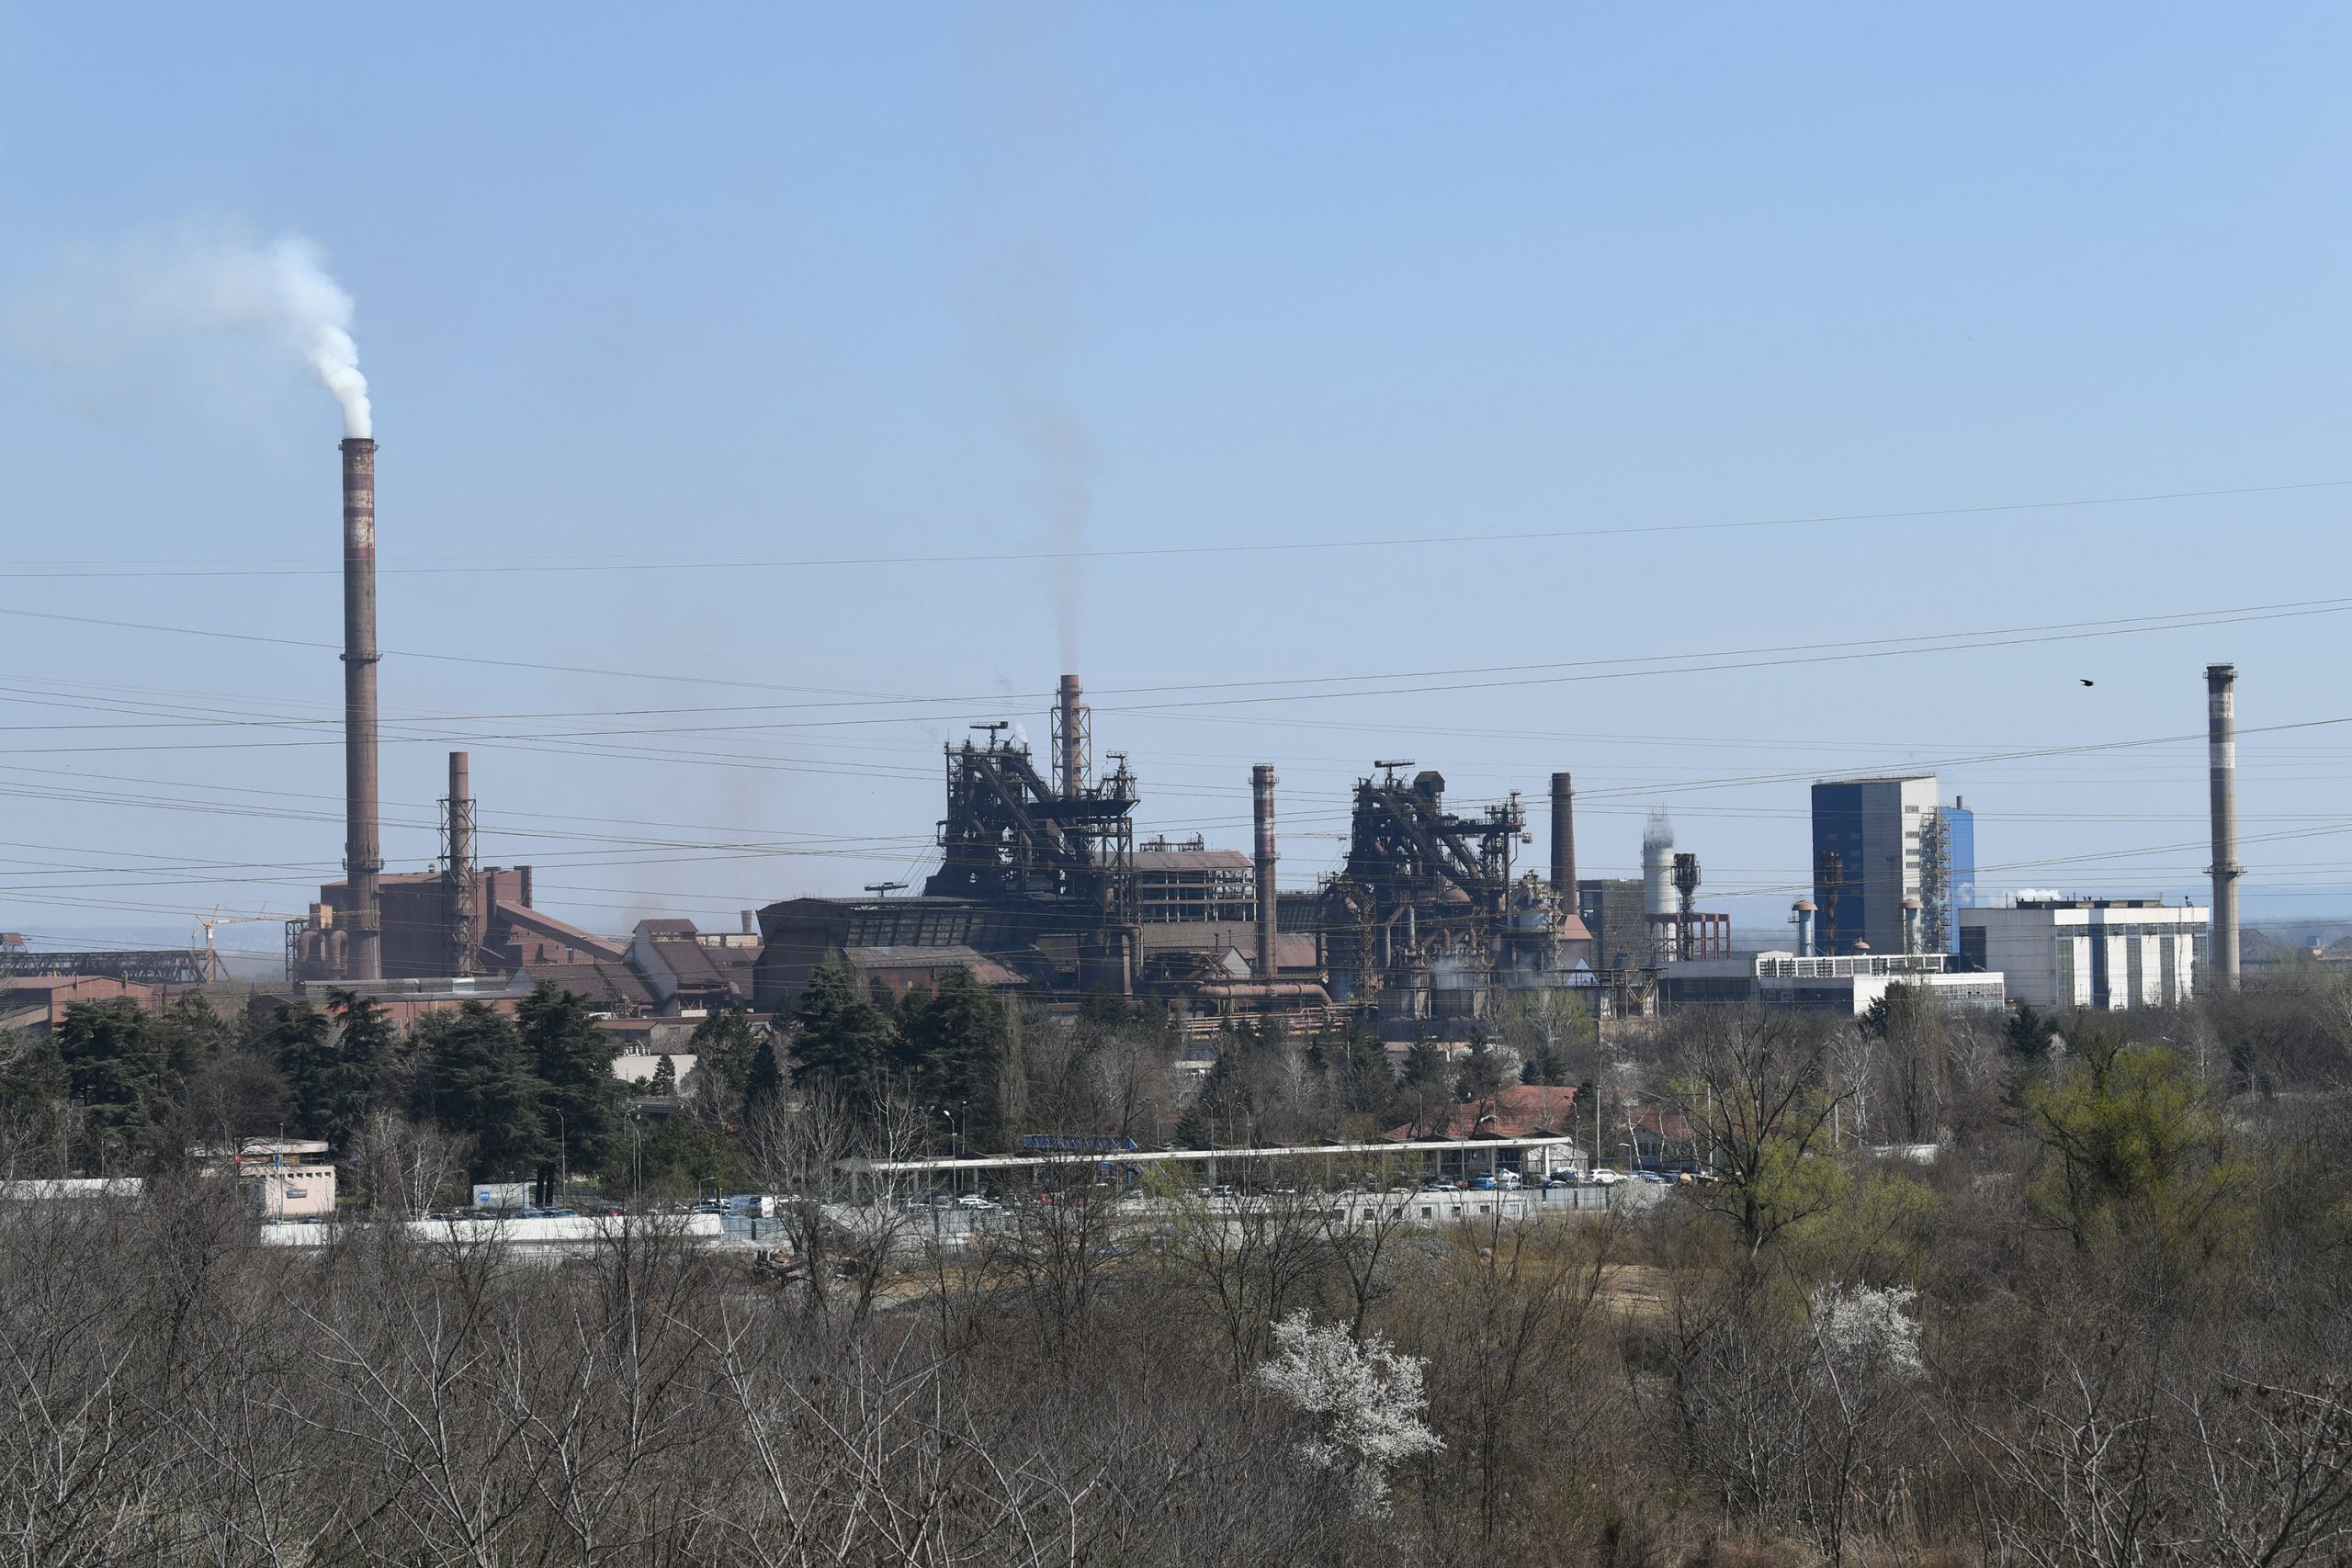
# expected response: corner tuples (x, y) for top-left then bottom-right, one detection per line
(956, 1193), (996, 1211)
(1588, 1168), (1626, 1186)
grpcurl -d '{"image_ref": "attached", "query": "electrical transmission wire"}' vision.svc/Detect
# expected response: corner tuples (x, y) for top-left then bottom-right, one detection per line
(10, 475), (2350, 578)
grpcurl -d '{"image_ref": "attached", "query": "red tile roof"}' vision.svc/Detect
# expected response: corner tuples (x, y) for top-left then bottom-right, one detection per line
(1385, 1083), (1581, 1142)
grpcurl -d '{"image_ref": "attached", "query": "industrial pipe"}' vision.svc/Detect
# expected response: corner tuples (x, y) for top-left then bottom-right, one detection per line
(341, 437), (382, 981)
(1252, 764), (1279, 978)
(2208, 662), (2241, 987)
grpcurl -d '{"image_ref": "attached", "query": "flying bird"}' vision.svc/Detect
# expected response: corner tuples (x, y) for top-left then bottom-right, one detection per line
(2079, 679), (2095, 687)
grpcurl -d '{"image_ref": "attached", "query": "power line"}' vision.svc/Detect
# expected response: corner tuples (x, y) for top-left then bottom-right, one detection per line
(11, 475), (2351, 578)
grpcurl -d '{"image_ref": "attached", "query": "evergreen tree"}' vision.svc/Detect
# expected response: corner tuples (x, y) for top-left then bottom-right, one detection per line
(1175, 1047), (1250, 1149)
(1080, 987), (1130, 1030)
(688, 1008), (762, 1100)
(253, 990), (390, 1151)
(257, 1001), (338, 1137)
(790, 962), (898, 1112)
(415, 1002), (547, 1184)
(1398, 1041), (1448, 1092)
(519, 983), (621, 1203)
(900, 968), (1006, 1149)
(53, 998), (172, 1170)
(2007, 1002), (2061, 1061)
(1454, 1037), (1507, 1100)
(1326, 1022), (1396, 1123)
(146, 993), (231, 1085)
(744, 1038), (783, 1110)
(650, 1053), (677, 1096)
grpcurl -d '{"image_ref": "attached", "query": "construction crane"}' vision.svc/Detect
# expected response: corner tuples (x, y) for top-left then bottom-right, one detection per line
(192, 907), (278, 984)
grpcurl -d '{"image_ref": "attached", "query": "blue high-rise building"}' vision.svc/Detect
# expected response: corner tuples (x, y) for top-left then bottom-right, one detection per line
(1937, 798), (1976, 953)
(1810, 775), (1939, 956)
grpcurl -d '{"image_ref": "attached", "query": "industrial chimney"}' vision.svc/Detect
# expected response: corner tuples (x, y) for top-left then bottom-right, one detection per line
(1642, 810), (1675, 921)
(2208, 662), (2241, 987)
(1549, 773), (1577, 908)
(341, 437), (383, 981)
(1252, 764), (1279, 979)
(1055, 673), (1086, 798)
(441, 750), (476, 976)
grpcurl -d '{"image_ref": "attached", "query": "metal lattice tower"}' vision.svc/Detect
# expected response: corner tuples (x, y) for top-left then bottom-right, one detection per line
(440, 750), (478, 976)
(1917, 806), (1951, 954)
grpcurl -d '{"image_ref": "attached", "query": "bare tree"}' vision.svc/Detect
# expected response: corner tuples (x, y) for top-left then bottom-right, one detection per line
(1668, 1007), (1853, 1255)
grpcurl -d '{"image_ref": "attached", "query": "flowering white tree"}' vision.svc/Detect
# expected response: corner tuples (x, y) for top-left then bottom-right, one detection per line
(1810, 1282), (1923, 1377)
(1255, 1311), (1442, 1514)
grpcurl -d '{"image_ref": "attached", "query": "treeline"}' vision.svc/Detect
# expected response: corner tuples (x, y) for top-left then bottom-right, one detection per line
(0, 983), (679, 1200)
(5, 979), (2352, 1564)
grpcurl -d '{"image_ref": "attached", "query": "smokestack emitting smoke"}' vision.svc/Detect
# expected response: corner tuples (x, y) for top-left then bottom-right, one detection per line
(342, 438), (382, 980)
(1642, 808), (1676, 921)
(2208, 662), (2241, 987)
(1057, 673), (1084, 797)
(1253, 765), (1279, 980)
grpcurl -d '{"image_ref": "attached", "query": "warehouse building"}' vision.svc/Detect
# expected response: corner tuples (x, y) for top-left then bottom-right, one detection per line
(1959, 897), (2201, 1010)
(1662, 950), (2007, 1017)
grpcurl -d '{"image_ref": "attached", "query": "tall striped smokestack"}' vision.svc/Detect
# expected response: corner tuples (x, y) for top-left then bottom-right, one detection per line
(444, 750), (475, 976)
(1057, 673), (1084, 798)
(1550, 772), (1576, 906)
(342, 437), (382, 980)
(1252, 764), (1278, 978)
(2208, 662), (2240, 987)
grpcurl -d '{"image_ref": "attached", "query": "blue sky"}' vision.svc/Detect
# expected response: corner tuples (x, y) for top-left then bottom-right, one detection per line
(5, 3), (2351, 946)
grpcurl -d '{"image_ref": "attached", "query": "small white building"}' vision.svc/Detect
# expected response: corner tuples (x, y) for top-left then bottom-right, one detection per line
(198, 1139), (337, 1218)
(612, 1051), (700, 1094)
(1959, 897), (2202, 1010)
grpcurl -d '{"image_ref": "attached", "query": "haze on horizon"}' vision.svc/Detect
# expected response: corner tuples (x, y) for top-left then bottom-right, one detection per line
(6, 3), (2352, 947)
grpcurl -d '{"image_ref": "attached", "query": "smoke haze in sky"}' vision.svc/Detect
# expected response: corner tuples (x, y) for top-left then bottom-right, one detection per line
(11, 221), (371, 437)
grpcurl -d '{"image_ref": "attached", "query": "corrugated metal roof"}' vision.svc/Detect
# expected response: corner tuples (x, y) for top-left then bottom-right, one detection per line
(842, 945), (1024, 987)
(1132, 849), (1252, 874)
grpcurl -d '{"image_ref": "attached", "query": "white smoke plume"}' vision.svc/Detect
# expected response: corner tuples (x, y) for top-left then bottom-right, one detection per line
(11, 221), (371, 437)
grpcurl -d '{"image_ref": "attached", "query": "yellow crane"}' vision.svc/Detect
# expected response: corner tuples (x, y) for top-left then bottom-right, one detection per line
(192, 907), (280, 984)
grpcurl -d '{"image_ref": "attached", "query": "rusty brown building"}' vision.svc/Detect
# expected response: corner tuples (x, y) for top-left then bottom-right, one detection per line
(287, 865), (624, 983)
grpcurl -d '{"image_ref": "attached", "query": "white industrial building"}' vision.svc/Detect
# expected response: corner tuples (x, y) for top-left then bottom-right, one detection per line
(1958, 897), (2202, 1010)
(1662, 951), (2007, 1017)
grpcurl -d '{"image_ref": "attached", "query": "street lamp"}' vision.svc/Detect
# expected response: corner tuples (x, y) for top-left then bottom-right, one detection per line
(628, 1108), (644, 1208)
(935, 1105), (963, 1196)
(552, 1108), (567, 1206)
